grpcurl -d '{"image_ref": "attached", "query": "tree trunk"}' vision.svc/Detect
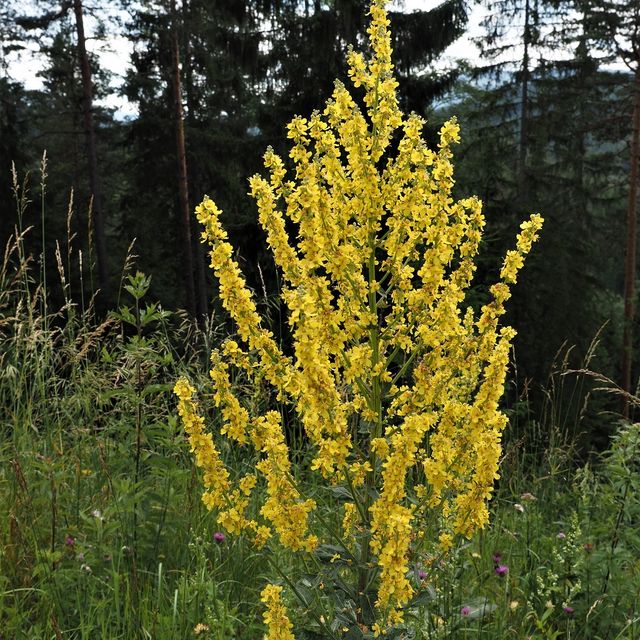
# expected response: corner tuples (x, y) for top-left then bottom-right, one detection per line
(170, 0), (196, 317)
(622, 64), (640, 418)
(73, 0), (109, 301)
(518, 0), (531, 201)
(181, 0), (208, 320)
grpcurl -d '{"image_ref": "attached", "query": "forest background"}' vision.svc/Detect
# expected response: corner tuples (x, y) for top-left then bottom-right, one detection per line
(1, 1), (640, 638)
(3, 0), (639, 446)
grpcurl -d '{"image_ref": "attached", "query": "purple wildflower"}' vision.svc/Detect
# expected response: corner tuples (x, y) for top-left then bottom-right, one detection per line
(492, 552), (502, 564)
(213, 532), (225, 543)
(495, 564), (509, 577)
(563, 606), (574, 615)
(418, 570), (427, 580)
(461, 606), (471, 616)
(65, 535), (75, 547)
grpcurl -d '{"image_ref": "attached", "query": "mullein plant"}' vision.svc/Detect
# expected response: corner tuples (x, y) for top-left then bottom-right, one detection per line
(175, 0), (543, 635)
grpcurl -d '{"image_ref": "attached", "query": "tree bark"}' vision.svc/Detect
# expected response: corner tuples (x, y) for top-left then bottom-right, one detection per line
(518, 0), (531, 201)
(170, 0), (196, 317)
(181, 0), (208, 320)
(73, 0), (109, 301)
(622, 64), (640, 418)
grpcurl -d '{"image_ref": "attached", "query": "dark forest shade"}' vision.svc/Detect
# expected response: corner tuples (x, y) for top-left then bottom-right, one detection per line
(72, 0), (109, 302)
(0, 0), (638, 440)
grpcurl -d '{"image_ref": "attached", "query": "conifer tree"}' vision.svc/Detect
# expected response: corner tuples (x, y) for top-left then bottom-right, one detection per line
(259, 0), (468, 138)
(169, 0), (198, 317)
(578, 0), (640, 415)
(122, 0), (265, 311)
(12, 0), (111, 301)
(1, 0), (121, 310)
(428, 4), (625, 452)
(72, 0), (109, 300)
(475, 0), (560, 202)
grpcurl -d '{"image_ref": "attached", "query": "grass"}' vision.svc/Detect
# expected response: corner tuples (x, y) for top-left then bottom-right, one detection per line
(0, 173), (639, 639)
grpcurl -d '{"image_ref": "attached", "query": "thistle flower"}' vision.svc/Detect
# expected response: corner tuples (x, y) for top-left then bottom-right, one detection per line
(460, 606), (471, 616)
(213, 532), (225, 543)
(495, 564), (509, 577)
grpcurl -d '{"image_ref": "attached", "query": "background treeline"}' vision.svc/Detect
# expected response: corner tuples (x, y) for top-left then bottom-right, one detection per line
(0, 0), (639, 448)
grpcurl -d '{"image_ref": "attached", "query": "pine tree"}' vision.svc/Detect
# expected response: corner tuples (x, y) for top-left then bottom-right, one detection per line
(258, 0), (468, 140)
(13, 0), (112, 301)
(577, 0), (640, 415)
(122, 0), (265, 312)
(455, 0), (630, 424)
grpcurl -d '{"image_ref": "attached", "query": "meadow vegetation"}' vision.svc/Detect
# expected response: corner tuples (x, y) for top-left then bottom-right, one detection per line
(0, 186), (639, 639)
(1, 215), (638, 639)
(1, 1), (640, 637)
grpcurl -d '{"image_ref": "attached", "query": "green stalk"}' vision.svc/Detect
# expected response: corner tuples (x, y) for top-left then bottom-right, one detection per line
(353, 65), (387, 626)
(40, 152), (48, 333)
(265, 555), (341, 640)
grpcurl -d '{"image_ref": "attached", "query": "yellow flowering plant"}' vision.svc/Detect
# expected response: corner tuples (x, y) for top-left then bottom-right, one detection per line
(175, 0), (542, 636)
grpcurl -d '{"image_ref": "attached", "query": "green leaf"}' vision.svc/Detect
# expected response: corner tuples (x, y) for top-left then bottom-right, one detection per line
(314, 543), (349, 564)
(327, 485), (354, 502)
(407, 585), (437, 608)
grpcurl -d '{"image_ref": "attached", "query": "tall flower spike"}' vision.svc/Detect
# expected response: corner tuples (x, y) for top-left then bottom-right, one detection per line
(174, 378), (230, 511)
(177, 0), (543, 634)
(262, 584), (296, 640)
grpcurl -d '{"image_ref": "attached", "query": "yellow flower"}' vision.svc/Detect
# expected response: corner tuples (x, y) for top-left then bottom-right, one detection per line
(254, 411), (317, 552)
(193, 623), (209, 635)
(343, 502), (359, 539)
(177, 0), (542, 632)
(439, 532), (454, 551)
(261, 585), (295, 640)
(174, 379), (230, 511)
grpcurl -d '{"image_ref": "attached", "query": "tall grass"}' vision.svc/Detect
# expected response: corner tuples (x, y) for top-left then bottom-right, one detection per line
(0, 171), (267, 638)
(0, 168), (638, 638)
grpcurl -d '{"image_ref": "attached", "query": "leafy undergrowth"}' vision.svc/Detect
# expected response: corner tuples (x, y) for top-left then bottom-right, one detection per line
(0, 231), (638, 639)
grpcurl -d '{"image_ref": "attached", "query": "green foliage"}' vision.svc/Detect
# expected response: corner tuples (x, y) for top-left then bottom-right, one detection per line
(0, 209), (268, 637)
(450, 71), (625, 376)
(1, 209), (640, 637)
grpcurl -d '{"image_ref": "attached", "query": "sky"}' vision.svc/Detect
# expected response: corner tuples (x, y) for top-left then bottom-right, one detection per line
(4, 0), (484, 119)
(398, 0), (484, 61)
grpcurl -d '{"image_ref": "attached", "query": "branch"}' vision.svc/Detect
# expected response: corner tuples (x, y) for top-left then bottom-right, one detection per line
(15, 1), (73, 31)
